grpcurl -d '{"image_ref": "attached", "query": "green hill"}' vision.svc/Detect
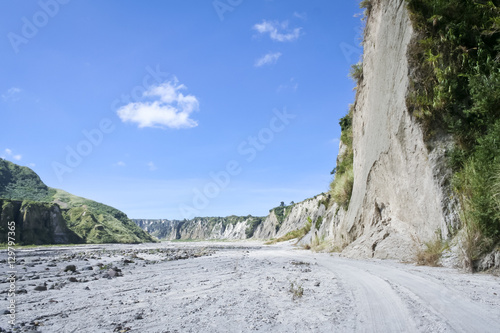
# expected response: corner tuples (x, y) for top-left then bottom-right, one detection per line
(0, 158), (154, 245)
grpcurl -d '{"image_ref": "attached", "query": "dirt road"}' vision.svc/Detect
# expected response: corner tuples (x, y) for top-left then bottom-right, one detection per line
(1, 241), (499, 332)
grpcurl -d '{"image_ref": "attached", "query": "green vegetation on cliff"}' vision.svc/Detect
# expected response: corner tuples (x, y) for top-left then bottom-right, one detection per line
(406, 0), (500, 264)
(0, 159), (153, 245)
(0, 159), (55, 202)
(270, 202), (296, 232)
(330, 105), (354, 209)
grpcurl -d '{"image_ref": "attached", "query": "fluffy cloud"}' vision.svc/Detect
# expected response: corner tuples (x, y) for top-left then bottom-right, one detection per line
(253, 20), (302, 42)
(255, 52), (282, 67)
(117, 80), (199, 129)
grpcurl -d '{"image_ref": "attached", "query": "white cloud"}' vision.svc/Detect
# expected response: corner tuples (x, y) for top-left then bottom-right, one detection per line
(115, 161), (126, 167)
(293, 12), (307, 20)
(253, 20), (302, 42)
(2, 87), (21, 101)
(2, 148), (22, 161)
(148, 161), (157, 171)
(117, 80), (199, 129)
(255, 52), (282, 67)
(28, 163), (36, 168)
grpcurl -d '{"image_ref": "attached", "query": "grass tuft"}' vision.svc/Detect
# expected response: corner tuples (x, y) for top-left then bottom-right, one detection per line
(289, 281), (304, 300)
(416, 237), (446, 267)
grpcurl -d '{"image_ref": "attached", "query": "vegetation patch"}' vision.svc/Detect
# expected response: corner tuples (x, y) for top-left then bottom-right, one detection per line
(315, 216), (323, 230)
(245, 217), (264, 238)
(330, 106), (354, 208)
(289, 280), (304, 300)
(406, 0), (500, 266)
(270, 202), (296, 233)
(416, 235), (447, 267)
(0, 159), (54, 202)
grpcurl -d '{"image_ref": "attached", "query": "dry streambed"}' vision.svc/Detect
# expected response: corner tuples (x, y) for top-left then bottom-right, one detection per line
(1, 241), (500, 332)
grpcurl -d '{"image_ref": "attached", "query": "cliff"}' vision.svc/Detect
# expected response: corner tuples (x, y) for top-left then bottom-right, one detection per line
(133, 194), (340, 248)
(327, 0), (459, 260)
(0, 199), (82, 245)
(0, 159), (154, 245)
(134, 215), (264, 240)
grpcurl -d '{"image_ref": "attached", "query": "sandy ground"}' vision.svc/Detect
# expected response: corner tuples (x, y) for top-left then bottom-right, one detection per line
(1, 240), (500, 332)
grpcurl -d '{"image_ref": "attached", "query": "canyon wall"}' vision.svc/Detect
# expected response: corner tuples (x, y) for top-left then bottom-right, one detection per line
(328, 0), (459, 260)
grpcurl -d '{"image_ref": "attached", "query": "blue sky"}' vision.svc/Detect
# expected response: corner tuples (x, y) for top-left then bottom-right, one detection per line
(0, 0), (363, 219)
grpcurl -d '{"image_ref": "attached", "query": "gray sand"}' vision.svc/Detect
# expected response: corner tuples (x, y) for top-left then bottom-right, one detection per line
(1, 241), (499, 332)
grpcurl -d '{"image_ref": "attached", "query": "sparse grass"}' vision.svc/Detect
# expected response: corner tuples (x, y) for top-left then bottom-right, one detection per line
(329, 245), (343, 253)
(310, 235), (330, 252)
(289, 281), (304, 300)
(265, 218), (312, 245)
(416, 237), (447, 267)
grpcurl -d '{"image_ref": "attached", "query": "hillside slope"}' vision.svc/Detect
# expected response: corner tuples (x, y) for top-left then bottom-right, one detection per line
(0, 158), (153, 245)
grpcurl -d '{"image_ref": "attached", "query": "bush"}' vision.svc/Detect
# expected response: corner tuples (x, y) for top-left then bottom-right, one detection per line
(349, 62), (363, 85)
(330, 168), (354, 209)
(359, 0), (371, 10)
(245, 217), (263, 238)
(289, 281), (304, 300)
(330, 106), (354, 208)
(407, 0), (500, 259)
(315, 216), (323, 230)
(416, 237), (446, 267)
(454, 121), (500, 239)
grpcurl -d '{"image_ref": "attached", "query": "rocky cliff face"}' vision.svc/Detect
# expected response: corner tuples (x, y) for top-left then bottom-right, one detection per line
(0, 159), (154, 245)
(134, 216), (264, 241)
(134, 195), (339, 246)
(253, 194), (336, 240)
(326, 0), (459, 261)
(0, 199), (83, 245)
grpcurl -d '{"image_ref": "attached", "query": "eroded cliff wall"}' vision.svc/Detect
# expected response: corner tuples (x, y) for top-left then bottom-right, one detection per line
(134, 216), (264, 241)
(329, 0), (459, 260)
